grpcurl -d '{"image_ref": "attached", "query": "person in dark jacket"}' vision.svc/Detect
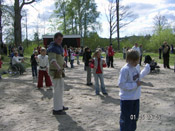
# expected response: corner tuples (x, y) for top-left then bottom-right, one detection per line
(84, 47), (93, 86)
(31, 50), (38, 79)
(162, 41), (170, 69)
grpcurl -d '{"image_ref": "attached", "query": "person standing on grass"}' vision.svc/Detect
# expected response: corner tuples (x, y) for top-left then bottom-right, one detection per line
(139, 44), (143, 65)
(118, 49), (150, 131)
(162, 41), (170, 69)
(108, 44), (115, 68)
(47, 32), (68, 115)
(84, 47), (93, 86)
(30, 50), (38, 79)
(36, 47), (52, 89)
(92, 50), (108, 95)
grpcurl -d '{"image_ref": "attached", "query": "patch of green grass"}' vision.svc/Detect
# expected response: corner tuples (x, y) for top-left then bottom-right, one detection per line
(112, 52), (175, 66)
(143, 52), (175, 66)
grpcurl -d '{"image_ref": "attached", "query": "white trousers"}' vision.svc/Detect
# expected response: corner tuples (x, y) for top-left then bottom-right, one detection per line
(52, 78), (64, 111)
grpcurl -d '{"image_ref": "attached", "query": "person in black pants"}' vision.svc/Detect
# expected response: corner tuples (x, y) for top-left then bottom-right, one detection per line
(31, 50), (38, 79)
(84, 47), (93, 86)
(162, 41), (170, 69)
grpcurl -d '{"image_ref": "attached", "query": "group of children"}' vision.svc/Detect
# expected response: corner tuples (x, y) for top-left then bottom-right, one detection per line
(64, 45), (81, 68)
(83, 46), (151, 131)
(1, 43), (150, 130)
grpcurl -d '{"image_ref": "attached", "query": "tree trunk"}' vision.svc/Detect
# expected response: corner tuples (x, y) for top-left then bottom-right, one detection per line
(84, 12), (87, 38)
(78, 1), (82, 46)
(0, 0), (3, 54)
(14, 0), (22, 46)
(116, 0), (120, 51)
(72, 16), (74, 34)
(63, 11), (66, 34)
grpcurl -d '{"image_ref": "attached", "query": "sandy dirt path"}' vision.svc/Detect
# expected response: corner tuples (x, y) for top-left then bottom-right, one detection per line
(0, 59), (175, 131)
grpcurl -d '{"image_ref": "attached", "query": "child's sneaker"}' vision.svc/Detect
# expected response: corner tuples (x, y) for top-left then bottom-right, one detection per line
(103, 92), (108, 96)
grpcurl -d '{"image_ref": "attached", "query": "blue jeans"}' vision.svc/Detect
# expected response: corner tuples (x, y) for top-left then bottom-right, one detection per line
(120, 99), (140, 131)
(32, 65), (37, 77)
(70, 60), (74, 68)
(64, 56), (68, 66)
(94, 73), (107, 94)
(77, 55), (80, 65)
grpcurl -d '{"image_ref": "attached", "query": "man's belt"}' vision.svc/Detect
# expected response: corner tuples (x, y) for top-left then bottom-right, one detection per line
(40, 66), (46, 69)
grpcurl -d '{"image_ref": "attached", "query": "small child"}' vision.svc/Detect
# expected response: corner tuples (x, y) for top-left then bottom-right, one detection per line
(36, 47), (52, 89)
(0, 55), (3, 79)
(70, 48), (75, 68)
(84, 47), (93, 85)
(31, 50), (38, 79)
(92, 50), (108, 95)
(118, 49), (150, 131)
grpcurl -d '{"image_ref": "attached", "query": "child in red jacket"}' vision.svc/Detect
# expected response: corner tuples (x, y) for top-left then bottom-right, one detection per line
(91, 50), (108, 95)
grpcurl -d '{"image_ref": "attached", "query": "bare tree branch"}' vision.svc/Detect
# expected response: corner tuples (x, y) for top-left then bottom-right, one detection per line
(20, 0), (35, 10)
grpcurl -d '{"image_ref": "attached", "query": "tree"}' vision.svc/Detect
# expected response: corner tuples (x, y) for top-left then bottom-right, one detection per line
(153, 13), (168, 34)
(53, 0), (69, 34)
(0, 0), (3, 54)
(106, 0), (116, 45)
(106, 0), (137, 50)
(1, 4), (15, 45)
(148, 28), (175, 52)
(14, 0), (36, 46)
(52, 0), (100, 46)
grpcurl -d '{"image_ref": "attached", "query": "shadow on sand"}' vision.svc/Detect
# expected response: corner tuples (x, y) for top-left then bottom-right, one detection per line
(55, 114), (85, 131)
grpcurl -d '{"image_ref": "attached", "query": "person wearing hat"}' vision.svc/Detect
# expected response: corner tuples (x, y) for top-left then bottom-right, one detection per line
(30, 50), (38, 79)
(36, 47), (52, 89)
(47, 32), (68, 115)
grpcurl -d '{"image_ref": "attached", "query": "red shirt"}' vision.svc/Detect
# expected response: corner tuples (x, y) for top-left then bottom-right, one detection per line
(96, 58), (102, 74)
(108, 46), (114, 56)
(0, 60), (3, 68)
(64, 49), (68, 57)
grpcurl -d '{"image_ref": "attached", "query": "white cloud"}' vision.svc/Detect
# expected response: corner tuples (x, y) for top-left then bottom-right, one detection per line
(4, 0), (175, 39)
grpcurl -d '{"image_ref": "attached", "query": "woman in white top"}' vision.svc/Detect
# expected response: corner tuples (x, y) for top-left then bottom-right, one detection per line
(12, 51), (25, 74)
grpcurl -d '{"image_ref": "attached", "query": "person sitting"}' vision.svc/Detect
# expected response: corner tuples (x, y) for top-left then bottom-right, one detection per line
(12, 51), (25, 74)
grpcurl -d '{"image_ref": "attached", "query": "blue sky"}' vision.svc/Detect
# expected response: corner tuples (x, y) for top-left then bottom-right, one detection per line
(4, 0), (175, 39)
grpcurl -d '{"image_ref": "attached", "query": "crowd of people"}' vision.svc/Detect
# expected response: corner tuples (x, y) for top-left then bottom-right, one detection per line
(0, 32), (174, 130)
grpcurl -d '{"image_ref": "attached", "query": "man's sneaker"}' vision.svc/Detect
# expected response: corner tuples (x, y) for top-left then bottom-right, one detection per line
(53, 110), (66, 115)
(63, 106), (69, 111)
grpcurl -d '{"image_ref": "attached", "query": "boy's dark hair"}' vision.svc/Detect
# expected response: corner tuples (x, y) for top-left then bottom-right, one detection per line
(54, 32), (63, 39)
